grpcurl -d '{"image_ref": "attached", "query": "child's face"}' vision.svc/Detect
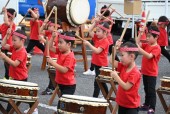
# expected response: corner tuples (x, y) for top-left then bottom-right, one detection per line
(119, 51), (133, 66)
(12, 35), (23, 49)
(58, 38), (70, 53)
(96, 27), (106, 39)
(48, 25), (55, 32)
(146, 33), (157, 45)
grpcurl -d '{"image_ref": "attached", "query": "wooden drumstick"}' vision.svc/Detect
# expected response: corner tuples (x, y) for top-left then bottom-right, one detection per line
(110, 7), (125, 18)
(18, 11), (29, 25)
(54, 7), (57, 30)
(46, 6), (57, 20)
(96, 13), (114, 23)
(75, 34), (84, 41)
(112, 46), (116, 71)
(135, 24), (137, 40)
(119, 18), (130, 42)
(0, 0), (10, 14)
(7, 12), (16, 40)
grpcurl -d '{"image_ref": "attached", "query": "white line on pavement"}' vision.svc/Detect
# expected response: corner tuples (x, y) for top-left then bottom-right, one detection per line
(38, 103), (58, 112)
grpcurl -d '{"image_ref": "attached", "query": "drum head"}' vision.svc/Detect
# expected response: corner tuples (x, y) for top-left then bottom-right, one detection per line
(62, 94), (107, 103)
(67, 0), (90, 26)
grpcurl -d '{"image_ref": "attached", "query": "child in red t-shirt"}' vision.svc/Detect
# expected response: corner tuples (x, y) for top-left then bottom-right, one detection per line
(0, 29), (31, 112)
(0, 7), (16, 79)
(110, 41), (141, 114)
(39, 18), (61, 95)
(26, 7), (44, 53)
(157, 16), (170, 62)
(47, 31), (76, 96)
(137, 25), (161, 114)
(83, 21), (110, 97)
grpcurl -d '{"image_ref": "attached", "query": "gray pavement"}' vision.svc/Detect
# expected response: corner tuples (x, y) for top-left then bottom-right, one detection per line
(0, 43), (170, 114)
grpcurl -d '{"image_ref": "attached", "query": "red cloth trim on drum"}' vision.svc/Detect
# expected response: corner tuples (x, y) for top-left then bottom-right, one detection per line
(96, 24), (110, 32)
(58, 34), (75, 41)
(119, 47), (138, 52)
(7, 12), (15, 18)
(12, 32), (27, 39)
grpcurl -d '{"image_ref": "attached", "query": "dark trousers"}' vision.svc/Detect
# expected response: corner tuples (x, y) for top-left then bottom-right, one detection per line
(48, 79), (55, 90)
(93, 64), (108, 97)
(6, 78), (28, 112)
(26, 39), (45, 53)
(90, 63), (95, 71)
(160, 46), (170, 62)
(57, 84), (76, 110)
(118, 105), (139, 114)
(1, 50), (9, 79)
(143, 75), (157, 110)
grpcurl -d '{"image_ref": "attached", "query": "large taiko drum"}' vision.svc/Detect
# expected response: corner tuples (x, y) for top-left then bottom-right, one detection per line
(58, 95), (109, 114)
(99, 67), (113, 79)
(46, 0), (90, 27)
(0, 79), (39, 101)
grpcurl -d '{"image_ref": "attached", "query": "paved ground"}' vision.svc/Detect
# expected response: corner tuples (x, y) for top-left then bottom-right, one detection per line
(0, 36), (170, 114)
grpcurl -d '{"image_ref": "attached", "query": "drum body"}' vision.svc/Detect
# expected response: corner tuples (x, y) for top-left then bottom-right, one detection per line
(58, 95), (108, 114)
(0, 79), (39, 101)
(47, 58), (57, 88)
(46, 0), (90, 27)
(99, 67), (112, 78)
(160, 78), (170, 90)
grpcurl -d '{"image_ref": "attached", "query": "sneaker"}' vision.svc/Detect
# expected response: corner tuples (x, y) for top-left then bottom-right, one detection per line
(41, 88), (53, 95)
(139, 104), (149, 111)
(83, 69), (95, 75)
(148, 108), (155, 114)
(24, 108), (38, 114)
(91, 70), (96, 76)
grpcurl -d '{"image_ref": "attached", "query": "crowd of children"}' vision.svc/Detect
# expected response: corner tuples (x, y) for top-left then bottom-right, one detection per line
(0, 4), (170, 114)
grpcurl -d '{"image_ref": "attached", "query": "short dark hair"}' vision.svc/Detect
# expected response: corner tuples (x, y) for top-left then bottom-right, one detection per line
(100, 5), (110, 17)
(158, 16), (169, 22)
(121, 41), (139, 59)
(7, 8), (17, 17)
(98, 21), (110, 32)
(14, 29), (27, 40)
(148, 25), (159, 38)
(60, 31), (75, 46)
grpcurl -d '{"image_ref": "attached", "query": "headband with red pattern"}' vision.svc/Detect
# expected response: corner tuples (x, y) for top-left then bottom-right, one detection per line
(148, 30), (160, 35)
(119, 47), (138, 52)
(58, 34), (75, 41)
(7, 12), (15, 18)
(12, 32), (27, 39)
(33, 8), (39, 12)
(158, 21), (169, 25)
(96, 24), (110, 32)
(47, 21), (60, 27)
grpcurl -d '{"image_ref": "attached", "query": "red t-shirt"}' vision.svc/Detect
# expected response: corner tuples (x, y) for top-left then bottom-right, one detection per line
(0, 23), (16, 46)
(107, 33), (113, 45)
(91, 34), (109, 66)
(116, 63), (141, 108)
(9, 46), (28, 80)
(141, 43), (161, 76)
(30, 20), (43, 40)
(157, 27), (168, 46)
(44, 30), (58, 58)
(55, 48), (76, 85)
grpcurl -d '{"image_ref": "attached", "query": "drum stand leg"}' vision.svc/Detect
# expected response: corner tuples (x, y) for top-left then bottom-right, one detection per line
(49, 85), (61, 106)
(8, 99), (22, 114)
(27, 100), (39, 114)
(96, 77), (117, 113)
(8, 101), (21, 114)
(157, 88), (170, 114)
(0, 104), (8, 114)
